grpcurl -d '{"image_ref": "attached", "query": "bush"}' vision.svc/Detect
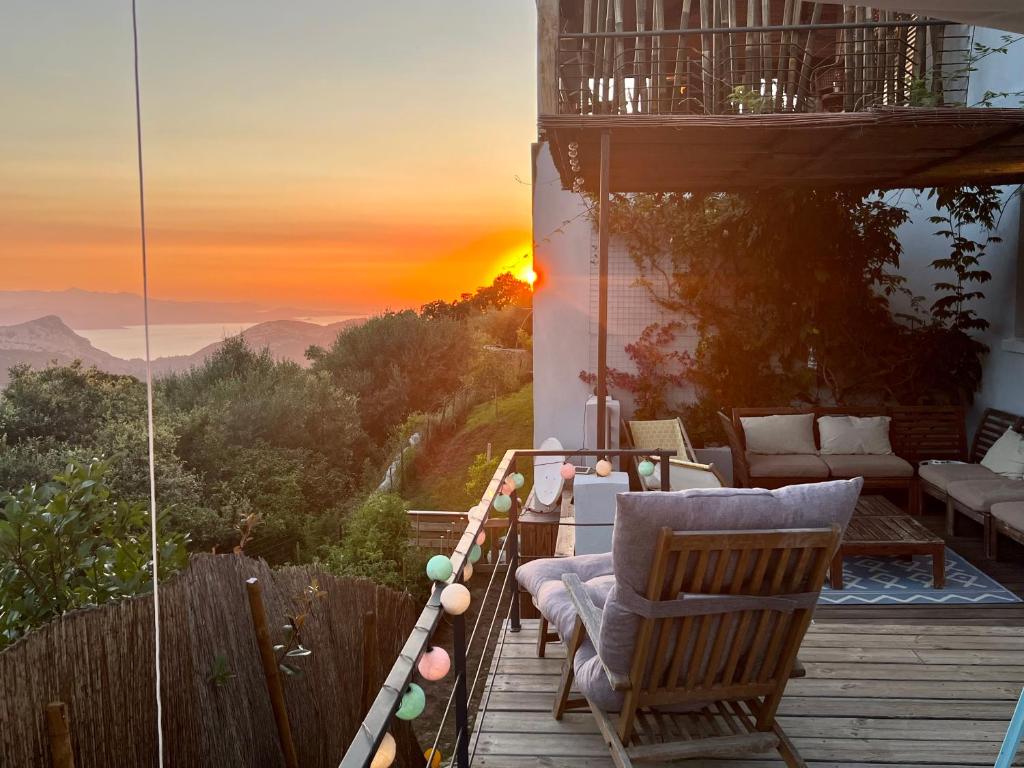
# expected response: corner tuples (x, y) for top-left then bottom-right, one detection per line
(0, 460), (189, 648)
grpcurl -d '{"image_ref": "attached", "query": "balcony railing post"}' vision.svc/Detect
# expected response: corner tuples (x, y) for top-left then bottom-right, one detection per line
(660, 450), (671, 492)
(509, 462), (522, 634)
(452, 608), (470, 768)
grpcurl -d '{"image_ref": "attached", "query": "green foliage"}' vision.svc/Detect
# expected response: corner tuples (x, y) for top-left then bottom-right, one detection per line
(0, 460), (188, 648)
(603, 186), (1002, 444)
(419, 272), (532, 321)
(319, 493), (420, 593)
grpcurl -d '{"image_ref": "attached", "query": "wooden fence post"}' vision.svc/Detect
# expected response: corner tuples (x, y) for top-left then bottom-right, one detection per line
(45, 702), (75, 768)
(245, 578), (299, 768)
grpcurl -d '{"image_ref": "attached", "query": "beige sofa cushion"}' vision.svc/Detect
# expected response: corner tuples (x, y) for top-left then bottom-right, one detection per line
(747, 452), (830, 479)
(817, 415), (893, 455)
(740, 413), (816, 454)
(980, 428), (1024, 480)
(947, 478), (1024, 512)
(919, 462), (996, 493)
(820, 454), (914, 478)
(992, 501), (1024, 531)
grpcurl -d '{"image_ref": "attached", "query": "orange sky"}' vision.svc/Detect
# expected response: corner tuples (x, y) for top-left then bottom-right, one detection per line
(0, 2), (535, 313)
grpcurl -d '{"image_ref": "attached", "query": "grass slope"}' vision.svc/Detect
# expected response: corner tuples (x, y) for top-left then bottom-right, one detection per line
(405, 383), (533, 510)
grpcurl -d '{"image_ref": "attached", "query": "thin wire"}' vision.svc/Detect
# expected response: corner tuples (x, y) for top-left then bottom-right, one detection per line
(129, 1), (164, 764)
(468, 597), (515, 765)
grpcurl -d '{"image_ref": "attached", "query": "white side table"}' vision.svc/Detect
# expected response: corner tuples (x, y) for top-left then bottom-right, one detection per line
(573, 471), (629, 554)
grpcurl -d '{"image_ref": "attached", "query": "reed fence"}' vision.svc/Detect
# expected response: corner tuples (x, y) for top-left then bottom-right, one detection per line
(0, 554), (421, 767)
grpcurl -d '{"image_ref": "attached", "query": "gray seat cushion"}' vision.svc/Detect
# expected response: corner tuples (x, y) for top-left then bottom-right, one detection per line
(746, 452), (830, 478)
(516, 552), (612, 598)
(575, 479), (862, 712)
(919, 462), (996, 493)
(948, 478), (1024, 512)
(537, 574), (615, 642)
(992, 501), (1024, 530)
(820, 454), (914, 479)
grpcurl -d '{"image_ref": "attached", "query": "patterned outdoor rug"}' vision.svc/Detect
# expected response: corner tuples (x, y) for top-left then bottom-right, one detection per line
(820, 548), (1021, 605)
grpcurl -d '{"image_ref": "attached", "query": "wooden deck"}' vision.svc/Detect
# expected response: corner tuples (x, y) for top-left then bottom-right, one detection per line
(472, 619), (1024, 767)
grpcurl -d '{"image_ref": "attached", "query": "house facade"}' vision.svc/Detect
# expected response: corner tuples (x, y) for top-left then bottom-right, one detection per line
(532, 13), (1024, 454)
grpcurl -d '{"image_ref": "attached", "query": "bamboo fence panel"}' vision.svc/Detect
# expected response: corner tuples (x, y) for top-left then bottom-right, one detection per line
(0, 555), (420, 768)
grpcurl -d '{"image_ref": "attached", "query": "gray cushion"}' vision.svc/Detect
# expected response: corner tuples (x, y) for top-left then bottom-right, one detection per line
(992, 501), (1024, 530)
(746, 452), (830, 478)
(820, 454), (914, 479)
(516, 552), (612, 598)
(947, 478), (1024, 512)
(537, 574), (615, 642)
(575, 479), (863, 712)
(919, 462), (997, 493)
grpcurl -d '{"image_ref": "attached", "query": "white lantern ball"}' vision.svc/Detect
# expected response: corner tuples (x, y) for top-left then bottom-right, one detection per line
(370, 733), (396, 768)
(417, 646), (451, 681)
(440, 583), (471, 615)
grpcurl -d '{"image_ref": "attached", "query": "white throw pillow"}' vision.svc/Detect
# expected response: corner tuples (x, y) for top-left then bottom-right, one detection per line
(740, 413), (816, 455)
(981, 428), (1024, 480)
(817, 415), (893, 456)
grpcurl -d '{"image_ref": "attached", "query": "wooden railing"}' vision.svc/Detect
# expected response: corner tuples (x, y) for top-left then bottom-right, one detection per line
(538, 1), (971, 117)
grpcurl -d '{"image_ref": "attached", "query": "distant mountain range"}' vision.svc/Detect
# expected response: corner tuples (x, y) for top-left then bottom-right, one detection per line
(0, 288), (341, 330)
(0, 315), (363, 387)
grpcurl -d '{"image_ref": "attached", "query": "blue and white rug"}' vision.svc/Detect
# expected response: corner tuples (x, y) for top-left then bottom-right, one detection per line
(820, 548), (1021, 605)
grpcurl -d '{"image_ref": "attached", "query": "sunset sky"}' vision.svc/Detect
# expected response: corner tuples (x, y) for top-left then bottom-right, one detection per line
(0, 1), (536, 313)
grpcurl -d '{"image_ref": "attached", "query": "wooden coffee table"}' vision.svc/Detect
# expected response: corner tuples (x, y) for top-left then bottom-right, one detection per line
(829, 495), (946, 590)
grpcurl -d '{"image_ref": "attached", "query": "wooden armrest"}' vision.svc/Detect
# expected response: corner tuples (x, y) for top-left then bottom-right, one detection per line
(562, 573), (631, 691)
(666, 457), (716, 472)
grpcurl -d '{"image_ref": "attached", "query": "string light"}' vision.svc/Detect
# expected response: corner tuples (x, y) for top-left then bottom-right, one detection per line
(637, 460), (655, 477)
(595, 459), (612, 477)
(370, 733), (396, 768)
(468, 544), (482, 564)
(476, 530), (486, 546)
(511, 472), (525, 489)
(440, 583), (471, 615)
(396, 683), (426, 720)
(424, 748), (443, 768)
(426, 554), (454, 582)
(493, 494), (512, 513)
(463, 561), (474, 581)
(418, 646), (451, 681)
(560, 462), (576, 480)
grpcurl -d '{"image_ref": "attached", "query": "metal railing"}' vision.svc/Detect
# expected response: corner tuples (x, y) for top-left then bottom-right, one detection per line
(552, 12), (971, 116)
(338, 447), (675, 768)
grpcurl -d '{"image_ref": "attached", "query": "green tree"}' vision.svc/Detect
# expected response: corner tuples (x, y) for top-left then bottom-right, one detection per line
(0, 460), (188, 648)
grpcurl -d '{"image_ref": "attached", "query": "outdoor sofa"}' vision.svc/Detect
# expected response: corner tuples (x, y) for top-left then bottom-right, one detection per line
(719, 406), (969, 515)
(916, 407), (1024, 557)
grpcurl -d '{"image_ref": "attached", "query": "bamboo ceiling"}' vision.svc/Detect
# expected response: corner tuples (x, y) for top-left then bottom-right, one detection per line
(541, 107), (1024, 192)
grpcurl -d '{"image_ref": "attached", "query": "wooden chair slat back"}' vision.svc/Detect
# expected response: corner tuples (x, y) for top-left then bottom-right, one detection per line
(971, 408), (1024, 464)
(888, 405), (966, 464)
(630, 526), (839, 714)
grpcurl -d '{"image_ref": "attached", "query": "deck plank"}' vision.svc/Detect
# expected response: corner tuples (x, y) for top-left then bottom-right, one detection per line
(470, 621), (1024, 767)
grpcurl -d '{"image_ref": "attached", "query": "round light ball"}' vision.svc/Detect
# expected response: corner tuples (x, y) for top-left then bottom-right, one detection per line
(502, 478), (516, 496)
(424, 748), (443, 768)
(560, 462), (576, 480)
(396, 683), (426, 721)
(476, 530), (486, 546)
(462, 561), (473, 581)
(637, 460), (655, 477)
(440, 583), (471, 615)
(493, 494), (512, 513)
(511, 472), (525, 489)
(370, 733), (396, 768)
(595, 459), (613, 477)
(468, 543), (482, 564)
(417, 646), (451, 681)
(426, 554), (453, 582)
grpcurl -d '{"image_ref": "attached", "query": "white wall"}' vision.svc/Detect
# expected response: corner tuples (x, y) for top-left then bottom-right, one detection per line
(890, 26), (1024, 430)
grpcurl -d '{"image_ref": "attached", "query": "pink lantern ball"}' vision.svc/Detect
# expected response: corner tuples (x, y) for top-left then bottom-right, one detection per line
(418, 646), (451, 681)
(476, 530), (486, 546)
(560, 463), (576, 480)
(502, 478), (516, 496)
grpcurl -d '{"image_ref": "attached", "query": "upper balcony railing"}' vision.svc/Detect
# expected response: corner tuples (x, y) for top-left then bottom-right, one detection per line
(537, 1), (971, 117)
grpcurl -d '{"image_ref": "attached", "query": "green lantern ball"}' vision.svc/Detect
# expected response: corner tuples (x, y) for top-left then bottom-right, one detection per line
(469, 544), (482, 563)
(511, 472), (525, 489)
(637, 460), (655, 477)
(396, 683), (426, 720)
(493, 494), (512, 513)
(426, 554), (454, 582)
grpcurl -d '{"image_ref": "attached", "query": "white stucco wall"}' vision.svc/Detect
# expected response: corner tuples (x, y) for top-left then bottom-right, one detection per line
(889, 27), (1024, 430)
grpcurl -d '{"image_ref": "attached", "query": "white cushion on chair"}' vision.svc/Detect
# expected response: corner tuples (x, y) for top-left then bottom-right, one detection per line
(981, 428), (1024, 479)
(740, 414), (817, 454)
(919, 462), (996, 492)
(817, 415), (893, 455)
